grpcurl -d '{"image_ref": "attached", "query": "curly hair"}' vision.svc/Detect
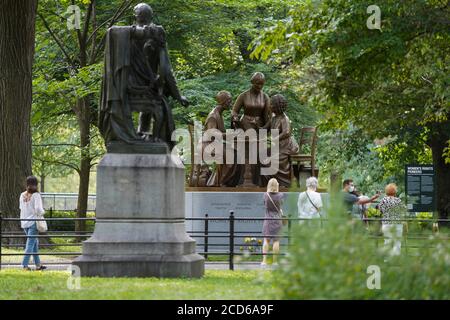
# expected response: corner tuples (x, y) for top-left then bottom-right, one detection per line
(271, 94), (287, 113)
(385, 183), (398, 196)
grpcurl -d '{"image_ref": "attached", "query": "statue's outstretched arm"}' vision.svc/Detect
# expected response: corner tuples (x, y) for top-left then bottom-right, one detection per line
(231, 93), (244, 127)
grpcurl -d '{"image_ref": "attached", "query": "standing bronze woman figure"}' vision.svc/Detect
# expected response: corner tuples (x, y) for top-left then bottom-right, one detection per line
(231, 72), (271, 187)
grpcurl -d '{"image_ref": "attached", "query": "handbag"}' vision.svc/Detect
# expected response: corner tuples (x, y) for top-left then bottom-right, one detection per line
(305, 191), (323, 227)
(266, 193), (288, 226)
(36, 215), (48, 233)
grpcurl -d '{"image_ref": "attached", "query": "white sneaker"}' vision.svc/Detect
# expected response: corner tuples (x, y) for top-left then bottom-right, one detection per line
(260, 262), (267, 268)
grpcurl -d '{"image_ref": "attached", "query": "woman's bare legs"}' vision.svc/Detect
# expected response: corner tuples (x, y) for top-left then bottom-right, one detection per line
(262, 238), (271, 265)
(272, 240), (280, 264)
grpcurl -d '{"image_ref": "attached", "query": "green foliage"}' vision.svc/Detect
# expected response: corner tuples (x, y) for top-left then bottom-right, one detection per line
(173, 63), (318, 130)
(149, 0), (298, 78)
(316, 127), (386, 194)
(256, 0), (449, 133)
(252, 0), (449, 203)
(32, 0), (115, 180)
(44, 210), (95, 232)
(416, 212), (434, 230)
(239, 237), (262, 254)
(444, 140), (450, 164)
(366, 207), (382, 218)
(32, 62), (105, 177)
(271, 196), (450, 299)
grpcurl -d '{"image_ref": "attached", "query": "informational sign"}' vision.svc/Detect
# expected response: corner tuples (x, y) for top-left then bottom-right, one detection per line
(405, 165), (436, 212)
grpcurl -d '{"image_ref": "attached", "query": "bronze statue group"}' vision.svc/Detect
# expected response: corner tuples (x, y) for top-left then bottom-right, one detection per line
(98, 3), (302, 188)
(193, 72), (300, 188)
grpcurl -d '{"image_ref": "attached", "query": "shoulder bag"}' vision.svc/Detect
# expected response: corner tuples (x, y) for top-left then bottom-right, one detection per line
(266, 193), (288, 226)
(305, 191), (323, 227)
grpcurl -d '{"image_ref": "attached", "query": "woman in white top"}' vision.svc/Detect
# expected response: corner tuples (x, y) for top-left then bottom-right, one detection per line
(20, 176), (46, 271)
(297, 177), (323, 223)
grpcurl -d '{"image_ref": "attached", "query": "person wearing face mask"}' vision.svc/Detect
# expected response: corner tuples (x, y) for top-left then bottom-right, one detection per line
(341, 179), (380, 215)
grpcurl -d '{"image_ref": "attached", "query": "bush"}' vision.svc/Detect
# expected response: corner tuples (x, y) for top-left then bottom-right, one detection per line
(365, 207), (383, 235)
(366, 207), (382, 218)
(416, 212), (434, 230)
(44, 210), (95, 232)
(271, 194), (450, 299)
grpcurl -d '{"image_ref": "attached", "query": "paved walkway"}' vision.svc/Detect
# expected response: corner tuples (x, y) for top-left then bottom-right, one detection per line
(1, 262), (270, 271)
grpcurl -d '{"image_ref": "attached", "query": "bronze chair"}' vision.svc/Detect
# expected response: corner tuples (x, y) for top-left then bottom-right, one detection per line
(289, 127), (319, 185)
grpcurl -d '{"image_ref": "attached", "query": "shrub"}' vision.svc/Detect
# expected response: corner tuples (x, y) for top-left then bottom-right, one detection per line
(366, 207), (382, 218)
(416, 212), (434, 230)
(44, 210), (95, 232)
(271, 194), (450, 299)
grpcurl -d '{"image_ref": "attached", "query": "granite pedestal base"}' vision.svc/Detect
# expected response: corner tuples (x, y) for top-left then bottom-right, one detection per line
(72, 152), (204, 278)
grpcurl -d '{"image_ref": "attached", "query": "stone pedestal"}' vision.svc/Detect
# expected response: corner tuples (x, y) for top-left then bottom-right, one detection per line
(72, 152), (204, 278)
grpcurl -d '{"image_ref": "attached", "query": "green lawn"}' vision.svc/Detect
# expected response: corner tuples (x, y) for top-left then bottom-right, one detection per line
(0, 269), (277, 300)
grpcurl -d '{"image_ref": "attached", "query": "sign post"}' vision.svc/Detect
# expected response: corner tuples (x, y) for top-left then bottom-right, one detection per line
(405, 165), (436, 212)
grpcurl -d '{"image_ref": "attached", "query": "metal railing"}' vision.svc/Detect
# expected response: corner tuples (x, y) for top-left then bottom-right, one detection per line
(0, 211), (448, 271)
(41, 193), (97, 211)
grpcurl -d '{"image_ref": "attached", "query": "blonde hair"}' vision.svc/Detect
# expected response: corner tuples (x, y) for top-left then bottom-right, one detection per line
(385, 183), (397, 196)
(267, 178), (279, 193)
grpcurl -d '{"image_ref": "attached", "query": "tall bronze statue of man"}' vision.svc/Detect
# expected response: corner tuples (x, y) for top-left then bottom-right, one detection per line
(99, 3), (188, 150)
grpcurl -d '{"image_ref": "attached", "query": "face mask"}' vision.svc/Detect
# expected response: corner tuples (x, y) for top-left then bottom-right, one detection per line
(349, 186), (355, 193)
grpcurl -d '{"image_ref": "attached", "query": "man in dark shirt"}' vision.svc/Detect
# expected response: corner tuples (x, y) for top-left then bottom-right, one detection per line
(341, 179), (380, 214)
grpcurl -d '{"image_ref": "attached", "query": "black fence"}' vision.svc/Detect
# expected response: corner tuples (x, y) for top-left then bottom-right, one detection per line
(1, 211), (449, 271)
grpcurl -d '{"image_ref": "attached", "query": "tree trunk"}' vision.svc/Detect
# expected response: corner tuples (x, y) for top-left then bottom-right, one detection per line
(75, 97), (91, 233)
(233, 29), (253, 63)
(428, 121), (450, 223)
(330, 170), (342, 194)
(40, 175), (45, 193)
(0, 0), (37, 245)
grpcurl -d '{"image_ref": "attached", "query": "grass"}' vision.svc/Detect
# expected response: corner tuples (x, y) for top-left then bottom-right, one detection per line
(0, 269), (276, 300)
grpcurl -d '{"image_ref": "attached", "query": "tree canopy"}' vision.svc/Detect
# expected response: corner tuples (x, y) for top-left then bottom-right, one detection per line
(252, 0), (449, 217)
